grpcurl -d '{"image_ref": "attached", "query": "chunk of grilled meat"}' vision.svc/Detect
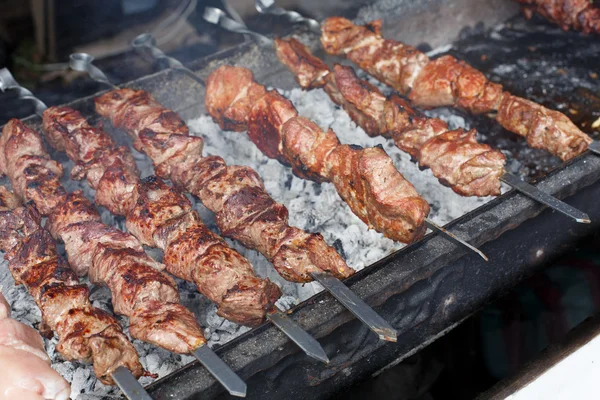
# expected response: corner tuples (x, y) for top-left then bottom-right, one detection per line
(0, 186), (143, 385)
(95, 88), (354, 283)
(274, 38), (506, 197)
(0, 119), (206, 355)
(43, 106), (281, 326)
(204, 66), (429, 243)
(320, 17), (592, 161)
(516, 0), (600, 33)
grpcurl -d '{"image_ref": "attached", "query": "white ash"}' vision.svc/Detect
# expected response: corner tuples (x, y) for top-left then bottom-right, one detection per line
(187, 86), (501, 297)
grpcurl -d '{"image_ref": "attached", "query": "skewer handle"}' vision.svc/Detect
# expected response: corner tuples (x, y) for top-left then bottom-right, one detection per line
(588, 140), (600, 156)
(192, 345), (247, 397)
(0, 68), (48, 116)
(69, 53), (119, 89)
(254, 0), (321, 33)
(131, 34), (206, 86)
(203, 7), (273, 47)
(311, 271), (397, 342)
(111, 367), (154, 400)
(501, 172), (590, 224)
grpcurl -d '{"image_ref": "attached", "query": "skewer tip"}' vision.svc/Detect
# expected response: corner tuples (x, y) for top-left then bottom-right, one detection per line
(375, 328), (398, 343)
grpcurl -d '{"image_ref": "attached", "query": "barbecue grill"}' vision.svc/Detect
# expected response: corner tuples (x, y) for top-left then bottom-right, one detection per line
(1, 0), (599, 399)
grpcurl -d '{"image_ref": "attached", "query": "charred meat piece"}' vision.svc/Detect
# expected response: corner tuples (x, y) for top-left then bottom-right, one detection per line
(95, 88), (354, 283)
(0, 118), (206, 356)
(320, 17), (592, 160)
(0, 187), (144, 385)
(206, 65), (429, 243)
(516, 0), (600, 33)
(43, 106), (284, 326)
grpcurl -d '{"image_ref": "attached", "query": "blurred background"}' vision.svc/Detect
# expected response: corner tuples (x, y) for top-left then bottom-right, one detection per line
(1, 1), (600, 399)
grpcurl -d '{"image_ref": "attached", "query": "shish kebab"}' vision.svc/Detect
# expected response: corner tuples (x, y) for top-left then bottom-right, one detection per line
(0, 187), (77, 400)
(0, 69), (248, 397)
(254, 4), (597, 161)
(515, 0), (600, 34)
(205, 6), (591, 224)
(68, 51), (399, 342)
(131, 32), (490, 261)
(0, 146), (153, 400)
(0, 177), (149, 398)
(40, 97), (333, 362)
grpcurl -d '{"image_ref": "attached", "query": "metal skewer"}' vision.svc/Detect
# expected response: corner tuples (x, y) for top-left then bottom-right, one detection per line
(254, 0), (321, 33)
(128, 36), (400, 342)
(0, 67), (248, 398)
(111, 367), (154, 400)
(204, 6), (592, 226)
(68, 53), (332, 359)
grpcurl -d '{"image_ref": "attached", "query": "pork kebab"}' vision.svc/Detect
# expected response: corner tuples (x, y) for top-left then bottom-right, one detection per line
(0, 185), (144, 390)
(63, 52), (399, 340)
(41, 103), (337, 362)
(201, 6), (591, 224)
(0, 110), (246, 395)
(42, 105), (286, 327)
(274, 37), (505, 197)
(319, 17), (593, 161)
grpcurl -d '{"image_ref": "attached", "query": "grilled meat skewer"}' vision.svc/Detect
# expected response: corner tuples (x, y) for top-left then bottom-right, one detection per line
(274, 37), (506, 197)
(0, 118), (207, 356)
(93, 89), (354, 283)
(203, 65), (430, 244)
(320, 17), (593, 161)
(0, 185), (143, 385)
(516, 0), (600, 33)
(42, 106), (282, 326)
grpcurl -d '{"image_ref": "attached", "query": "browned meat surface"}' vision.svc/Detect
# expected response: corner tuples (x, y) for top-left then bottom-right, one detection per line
(0, 186), (144, 384)
(95, 88), (354, 283)
(320, 17), (592, 161)
(516, 0), (600, 33)
(323, 60), (505, 197)
(274, 37), (329, 89)
(0, 119), (206, 355)
(205, 65), (429, 243)
(204, 67), (268, 132)
(42, 106), (282, 326)
(496, 94), (592, 161)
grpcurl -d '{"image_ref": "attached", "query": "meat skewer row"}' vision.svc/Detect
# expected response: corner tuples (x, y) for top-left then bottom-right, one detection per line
(0, 69), (246, 397)
(40, 105), (333, 363)
(204, 65), (433, 244)
(203, 6), (591, 223)
(515, 0), (600, 34)
(319, 17), (593, 162)
(127, 34), (494, 259)
(42, 106), (283, 328)
(0, 188), (71, 400)
(67, 51), (399, 341)
(0, 184), (145, 389)
(274, 37), (506, 197)
(0, 115), (246, 395)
